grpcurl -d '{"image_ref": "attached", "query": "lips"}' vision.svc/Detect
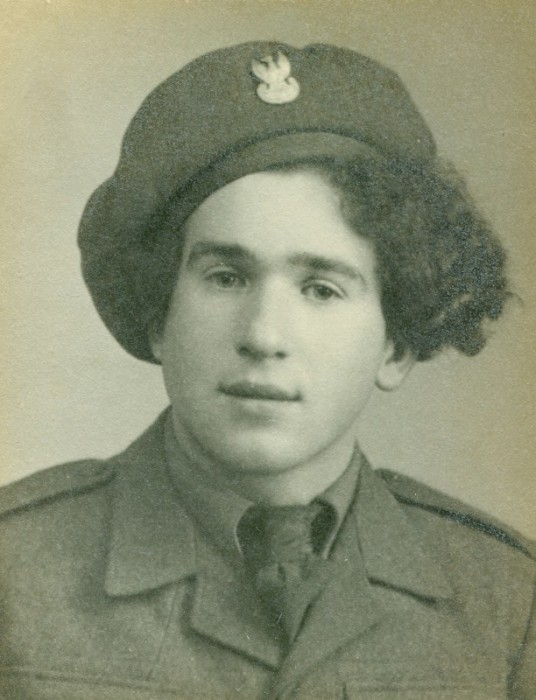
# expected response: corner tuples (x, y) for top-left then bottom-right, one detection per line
(220, 381), (301, 402)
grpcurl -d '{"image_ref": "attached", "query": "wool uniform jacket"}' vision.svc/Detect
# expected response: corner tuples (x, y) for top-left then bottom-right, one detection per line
(1, 412), (535, 699)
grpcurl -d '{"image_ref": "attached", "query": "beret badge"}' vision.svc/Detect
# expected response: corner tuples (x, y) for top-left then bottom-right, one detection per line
(251, 51), (300, 105)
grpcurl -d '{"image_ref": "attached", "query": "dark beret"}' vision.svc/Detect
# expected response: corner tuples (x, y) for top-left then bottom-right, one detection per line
(78, 41), (436, 362)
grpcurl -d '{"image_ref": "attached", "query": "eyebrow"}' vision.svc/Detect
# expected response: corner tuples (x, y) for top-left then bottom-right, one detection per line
(287, 253), (364, 282)
(186, 242), (253, 267)
(186, 241), (365, 283)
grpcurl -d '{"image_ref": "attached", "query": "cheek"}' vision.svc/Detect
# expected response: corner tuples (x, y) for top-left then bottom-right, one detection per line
(311, 307), (387, 376)
(161, 292), (232, 383)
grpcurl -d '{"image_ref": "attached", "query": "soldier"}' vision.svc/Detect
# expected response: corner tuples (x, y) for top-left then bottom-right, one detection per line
(1, 42), (534, 698)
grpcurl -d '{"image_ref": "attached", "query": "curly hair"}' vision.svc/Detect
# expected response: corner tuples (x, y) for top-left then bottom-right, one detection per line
(138, 153), (509, 363)
(302, 155), (509, 361)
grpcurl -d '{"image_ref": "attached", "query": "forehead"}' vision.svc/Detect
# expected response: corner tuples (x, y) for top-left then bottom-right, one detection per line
(181, 170), (375, 269)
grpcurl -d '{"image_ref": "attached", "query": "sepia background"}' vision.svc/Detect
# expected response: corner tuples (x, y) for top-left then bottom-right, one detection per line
(1, 0), (535, 537)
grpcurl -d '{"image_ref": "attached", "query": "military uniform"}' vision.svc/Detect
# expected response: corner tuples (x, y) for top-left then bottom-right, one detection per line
(1, 411), (534, 699)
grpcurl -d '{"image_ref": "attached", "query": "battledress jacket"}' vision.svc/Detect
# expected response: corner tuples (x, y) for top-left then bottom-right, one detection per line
(1, 411), (535, 699)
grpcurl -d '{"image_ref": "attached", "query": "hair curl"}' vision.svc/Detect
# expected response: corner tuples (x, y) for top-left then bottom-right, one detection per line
(138, 153), (509, 363)
(307, 155), (509, 361)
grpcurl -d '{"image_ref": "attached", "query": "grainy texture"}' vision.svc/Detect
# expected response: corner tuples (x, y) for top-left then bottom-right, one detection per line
(1, 1), (535, 538)
(1, 412), (535, 698)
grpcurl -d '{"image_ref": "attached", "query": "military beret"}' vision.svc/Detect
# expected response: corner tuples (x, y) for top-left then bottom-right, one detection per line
(78, 41), (436, 362)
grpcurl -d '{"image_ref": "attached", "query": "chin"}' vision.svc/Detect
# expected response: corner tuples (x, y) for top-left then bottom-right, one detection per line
(210, 433), (306, 475)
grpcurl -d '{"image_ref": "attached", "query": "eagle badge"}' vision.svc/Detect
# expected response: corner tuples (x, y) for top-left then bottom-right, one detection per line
(251, 51), (300, 105)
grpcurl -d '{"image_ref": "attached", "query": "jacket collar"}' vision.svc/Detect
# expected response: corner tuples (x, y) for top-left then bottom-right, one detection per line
(355, 455), (453, 600)
(104, 410), (197, 596)
(273, 457), (454, 696)
(104, 410), (452, 602)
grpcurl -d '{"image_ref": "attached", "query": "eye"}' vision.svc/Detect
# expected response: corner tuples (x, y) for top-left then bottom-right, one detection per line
(206, 269), (246, 289)
(302, 281), (343, 302)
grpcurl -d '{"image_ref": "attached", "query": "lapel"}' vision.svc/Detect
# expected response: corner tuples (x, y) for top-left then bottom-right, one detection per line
(190, 535), (281, 668)
(273, 457), (454, 698)
(104, 412), (197, 596)
(104, 410), (280, 668)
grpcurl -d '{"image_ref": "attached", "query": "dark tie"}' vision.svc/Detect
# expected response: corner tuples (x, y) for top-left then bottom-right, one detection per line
(238, 502), (332, 647)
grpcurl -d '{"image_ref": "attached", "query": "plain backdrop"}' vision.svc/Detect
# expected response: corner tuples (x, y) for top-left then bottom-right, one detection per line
(1, 0), (535, 537)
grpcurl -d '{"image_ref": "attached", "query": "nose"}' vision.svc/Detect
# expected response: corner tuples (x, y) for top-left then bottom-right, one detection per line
(236, 283), (290, 361)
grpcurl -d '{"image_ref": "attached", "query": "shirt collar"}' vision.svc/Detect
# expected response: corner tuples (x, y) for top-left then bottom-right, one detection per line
(315, 454), (358, 555)
(164, 411), (359, 563)
(164, 414), (252, 564)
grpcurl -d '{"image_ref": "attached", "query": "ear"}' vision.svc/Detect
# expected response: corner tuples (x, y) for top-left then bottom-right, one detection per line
(148, 323), (163, 363)
(375, 341), (415, 392)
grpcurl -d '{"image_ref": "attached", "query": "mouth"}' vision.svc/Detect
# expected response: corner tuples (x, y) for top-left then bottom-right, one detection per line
(219, 381), (301, 402)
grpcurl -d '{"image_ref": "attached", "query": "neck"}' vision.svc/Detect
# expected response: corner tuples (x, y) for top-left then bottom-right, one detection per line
(170, 413), (357, 506)
(224, 437), (356, 505)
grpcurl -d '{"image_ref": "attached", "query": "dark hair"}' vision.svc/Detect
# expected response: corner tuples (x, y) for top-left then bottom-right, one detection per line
(138, 153), (509, 363)
(313, 155), (509, 360)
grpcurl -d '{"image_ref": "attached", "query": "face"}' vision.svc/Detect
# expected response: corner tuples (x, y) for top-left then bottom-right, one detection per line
(153, 170), (410, 476)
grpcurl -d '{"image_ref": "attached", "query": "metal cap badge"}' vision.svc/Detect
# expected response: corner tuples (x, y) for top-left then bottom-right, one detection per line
(251, 51), (300, 104)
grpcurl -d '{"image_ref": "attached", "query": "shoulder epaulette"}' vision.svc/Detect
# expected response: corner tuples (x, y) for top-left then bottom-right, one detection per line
(0, 460), (114, 517)
(378, 468), (536, 559)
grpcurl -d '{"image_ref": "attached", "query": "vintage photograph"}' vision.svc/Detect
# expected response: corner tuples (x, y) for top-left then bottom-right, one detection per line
(1, 1), (535, 697)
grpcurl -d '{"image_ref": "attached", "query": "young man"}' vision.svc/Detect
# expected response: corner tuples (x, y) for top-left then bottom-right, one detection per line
(1, 42), (534, 699)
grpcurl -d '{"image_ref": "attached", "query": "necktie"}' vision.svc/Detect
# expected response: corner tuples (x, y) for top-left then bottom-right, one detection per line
(238, 502), (332, 647)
